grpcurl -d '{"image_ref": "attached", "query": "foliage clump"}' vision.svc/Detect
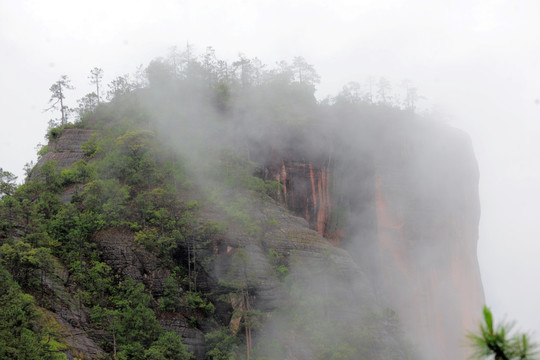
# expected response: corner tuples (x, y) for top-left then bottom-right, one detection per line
(468, 306), (538, 360)
(0, 265), (67, 359)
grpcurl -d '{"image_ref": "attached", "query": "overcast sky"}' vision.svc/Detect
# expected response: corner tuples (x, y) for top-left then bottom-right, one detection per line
(1, 0), (539, 339)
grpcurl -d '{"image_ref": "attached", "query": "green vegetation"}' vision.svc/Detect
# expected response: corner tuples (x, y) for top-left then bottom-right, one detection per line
(468, 306), (538, 360)
(0, 264), (66, 359)
(144, 331), (192, 360)
(0, 168), (17, 197)
(267, 248), (289, 279)
(0, 107), (202, 357)
(0, 45), (425, 359)
(205, 328), (240, 360)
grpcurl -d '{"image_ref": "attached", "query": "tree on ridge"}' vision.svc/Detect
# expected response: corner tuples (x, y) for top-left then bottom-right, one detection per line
(89, 67), (104, 104)
(46, 75), (74, 126)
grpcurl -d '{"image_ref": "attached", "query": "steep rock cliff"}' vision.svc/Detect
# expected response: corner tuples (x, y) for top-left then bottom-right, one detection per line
(263, 160), (332, 240)
(35, 128), (94, 170)
(258, 117), (484, 359)
(368, 120), (483, 359)
(257, 126), (335, 242)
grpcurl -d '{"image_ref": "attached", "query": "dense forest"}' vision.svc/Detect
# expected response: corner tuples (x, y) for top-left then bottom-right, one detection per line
(0, 46), (429, 359)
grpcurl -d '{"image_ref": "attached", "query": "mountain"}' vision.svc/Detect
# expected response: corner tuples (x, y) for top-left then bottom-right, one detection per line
(0, 53), (483, 360)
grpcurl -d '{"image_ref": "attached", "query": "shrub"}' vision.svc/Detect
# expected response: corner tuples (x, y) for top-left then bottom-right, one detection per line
(46, 126), (64, 141)
(184, 291), (215, 315)
(205, 328), (240, 360)
(81, 133), (100, 158)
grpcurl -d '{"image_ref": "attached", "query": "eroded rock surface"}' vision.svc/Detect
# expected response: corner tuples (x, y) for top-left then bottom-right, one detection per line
(43, 309), (105, 360)
(159, 313), (206, 359)
(34, 128), (95, 170)
(92, 228), (170, 296)
(263, 160), (333, 240)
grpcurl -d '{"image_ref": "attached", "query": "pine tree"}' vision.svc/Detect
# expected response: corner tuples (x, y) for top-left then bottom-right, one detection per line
(46, 75), (74, 126)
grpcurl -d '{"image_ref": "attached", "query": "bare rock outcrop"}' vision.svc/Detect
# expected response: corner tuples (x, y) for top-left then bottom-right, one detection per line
(34, 128), (95, 170)
(92, 228), (170, 296)
(40, 259), (106, 359)
(206, 191), (373, 320)
(42, 309), (105, 360)
(263, 160), (333, 240)
(159, 313), (206, 359)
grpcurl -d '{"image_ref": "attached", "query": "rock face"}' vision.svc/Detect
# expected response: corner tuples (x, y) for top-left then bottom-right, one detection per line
(368, 120), (484, 359)
(203, 190), (368, 313)
(93, 228), (170, 296)
(259, 118), (484, 359)
(263, 160), (333, 241)
(205, 192), (378, 359)
(159, 313), (206, 359)
(34, 128), (95, 170)
(41, 265), (105, 360)
(43, 309), (106, 360)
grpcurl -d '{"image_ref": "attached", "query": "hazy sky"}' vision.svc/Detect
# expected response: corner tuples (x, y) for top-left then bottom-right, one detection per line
(1, 0), (539, 339)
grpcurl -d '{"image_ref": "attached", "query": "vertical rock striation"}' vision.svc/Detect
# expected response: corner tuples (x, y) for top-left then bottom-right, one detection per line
(263, 159), (333, 240)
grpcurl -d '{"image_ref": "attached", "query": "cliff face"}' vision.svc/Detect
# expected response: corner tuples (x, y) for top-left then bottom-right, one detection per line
(35, 128), (94, 170)
(263, 160), (333, 241)
(370, 121), (483, 359)
(261, 119), (484, 359)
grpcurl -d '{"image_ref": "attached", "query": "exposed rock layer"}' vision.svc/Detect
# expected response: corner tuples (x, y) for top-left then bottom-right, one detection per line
(93, 228), (170, 296)
(263, 160), (333, 240)
(34, 128), (95, 170)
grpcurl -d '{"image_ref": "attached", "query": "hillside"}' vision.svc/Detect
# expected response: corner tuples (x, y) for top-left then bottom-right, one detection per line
(0, 51), (482, 360)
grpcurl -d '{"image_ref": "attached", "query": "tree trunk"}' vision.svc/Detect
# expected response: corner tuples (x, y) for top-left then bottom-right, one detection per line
(59, 87), (66, 126)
